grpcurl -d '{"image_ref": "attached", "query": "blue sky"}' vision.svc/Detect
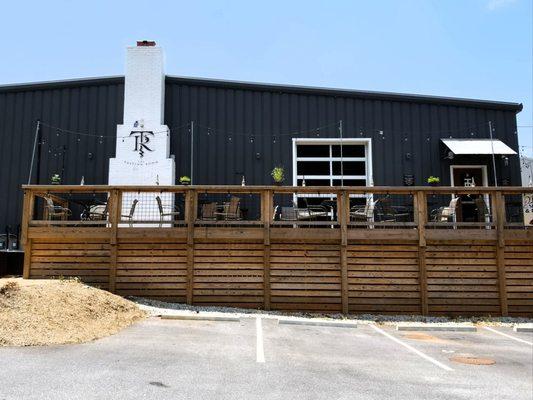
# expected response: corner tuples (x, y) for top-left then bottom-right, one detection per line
(1, 0), (531, 155)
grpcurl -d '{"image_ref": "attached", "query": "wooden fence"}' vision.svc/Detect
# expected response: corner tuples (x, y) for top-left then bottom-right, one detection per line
(20, 185), (533, 316)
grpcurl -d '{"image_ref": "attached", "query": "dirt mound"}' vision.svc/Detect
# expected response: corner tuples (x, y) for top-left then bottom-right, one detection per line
(0, 278), (146, 346)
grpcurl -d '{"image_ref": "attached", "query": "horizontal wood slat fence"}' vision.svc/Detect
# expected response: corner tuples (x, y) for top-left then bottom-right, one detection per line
(21, 185), (533, 316)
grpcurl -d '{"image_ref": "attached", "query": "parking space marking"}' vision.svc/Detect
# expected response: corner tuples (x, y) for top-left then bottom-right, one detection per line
(256, 317), (265, 363)
(483, 327), (533, 347)
(370, 324), (454, 371)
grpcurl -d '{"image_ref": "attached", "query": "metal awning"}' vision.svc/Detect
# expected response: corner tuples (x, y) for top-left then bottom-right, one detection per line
(441, 139), (517, 155)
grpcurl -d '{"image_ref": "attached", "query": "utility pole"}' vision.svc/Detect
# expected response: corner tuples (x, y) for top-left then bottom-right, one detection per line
(190, 121), (194, 185)
(27, 119), (41, 185)
(488, 121), (498, 187)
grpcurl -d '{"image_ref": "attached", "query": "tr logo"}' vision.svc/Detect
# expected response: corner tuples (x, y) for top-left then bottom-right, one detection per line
(129, 130), (154, 158)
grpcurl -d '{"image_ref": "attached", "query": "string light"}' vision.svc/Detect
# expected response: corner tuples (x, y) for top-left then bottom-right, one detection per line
(39, 121), (188, 140)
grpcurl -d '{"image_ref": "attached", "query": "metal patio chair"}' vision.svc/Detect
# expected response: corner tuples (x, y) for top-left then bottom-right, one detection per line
(44, 196), (72, 221)
(87, 202), (108, 221)
(200, 202), (217, 221)
(121, 199), (138, 227)
(302, 198), (329, 220)
(350, 198), (379, 228)
(376, 196), (410, 223)
(214, 196), (242, 221)
(474, 197), (492, 227)
(431, 197), (460, 223)
(156, 196), (181, 227)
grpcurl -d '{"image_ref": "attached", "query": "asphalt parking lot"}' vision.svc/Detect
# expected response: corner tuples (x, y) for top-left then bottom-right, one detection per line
(1, 317), (532, 400)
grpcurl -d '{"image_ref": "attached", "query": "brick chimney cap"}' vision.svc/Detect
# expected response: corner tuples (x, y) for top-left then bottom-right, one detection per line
(137, 40), (156, 47)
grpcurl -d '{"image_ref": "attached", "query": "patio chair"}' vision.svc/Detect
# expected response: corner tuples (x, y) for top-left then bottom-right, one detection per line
(272, 205), (279, 221)
(431, 197), (460, 223)
(156, 196), (181, 227)
(214, 196), (242, 220)
(474, 197), (491, 226)
(280, 206), (299, 221)
(121, 199), (138, 227)
(350, 198), (379, 227)
(376, 196), (410, 222)
(302, 198), (329, 220)
(44, 196), (71, 221)
(279, 201), (327, 223)
(200, 202), (217, 221)
(87, 202), (108, 221)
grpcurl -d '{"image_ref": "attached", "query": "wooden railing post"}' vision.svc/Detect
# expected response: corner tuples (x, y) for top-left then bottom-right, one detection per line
(108, 189), (121, 293)
(262, 189), (272, 311)
(338, 190), (349, 315)
(185, 189), (196, 305)
(415, 191), (428, 315)
(492, 191), (508, 316)
(21, 189), (35, 279)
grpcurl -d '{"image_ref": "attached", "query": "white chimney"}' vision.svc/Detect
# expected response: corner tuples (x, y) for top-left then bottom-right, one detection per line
(108, 41), (176, 224)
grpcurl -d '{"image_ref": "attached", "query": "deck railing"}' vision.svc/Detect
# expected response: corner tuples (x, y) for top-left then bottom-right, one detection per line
(20, 185), (533, 316)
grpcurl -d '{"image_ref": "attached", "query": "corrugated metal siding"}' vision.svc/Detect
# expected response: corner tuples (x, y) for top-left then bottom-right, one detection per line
(164, 79), (521, 187)
(0, 75), (521, 230)
(0, 78), (124, 230)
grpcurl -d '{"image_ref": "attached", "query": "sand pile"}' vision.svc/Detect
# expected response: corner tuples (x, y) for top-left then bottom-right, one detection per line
(0, 278), (145, 346)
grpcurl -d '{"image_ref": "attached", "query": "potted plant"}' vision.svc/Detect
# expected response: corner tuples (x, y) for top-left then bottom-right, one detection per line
(427, 176), (440, 186)
(179, 176), (191, 185)
(51, 174), (61, 185)
(271, 166), (285, 186)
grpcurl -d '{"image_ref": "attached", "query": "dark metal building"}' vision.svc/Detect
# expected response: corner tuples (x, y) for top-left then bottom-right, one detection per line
(0, 75), (523, 231)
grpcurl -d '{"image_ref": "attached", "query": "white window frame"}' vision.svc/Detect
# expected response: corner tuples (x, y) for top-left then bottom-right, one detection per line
(449, 165), (488, 187)
(292, 138), (373, 190)
(450, 164), (491, 226)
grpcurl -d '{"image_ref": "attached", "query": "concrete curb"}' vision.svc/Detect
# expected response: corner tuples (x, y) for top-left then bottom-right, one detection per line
(396, 324), (477, 332)
(278, 319), (357, 328)
(514, 324), (533, 333)
(160, 314), (240, 322)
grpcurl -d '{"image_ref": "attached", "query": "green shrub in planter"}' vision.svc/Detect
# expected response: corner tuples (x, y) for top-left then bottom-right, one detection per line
(427, 176), (440, 186)
(179, 176), (191, 185)
(271, 167), (285, 185)
(51, 174), (61, 185)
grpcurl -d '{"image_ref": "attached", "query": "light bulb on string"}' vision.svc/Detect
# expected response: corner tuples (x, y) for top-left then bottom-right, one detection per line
(250, 136), (254, 143)
(99, 136), (103, 144)
(273, 136), (276, 144)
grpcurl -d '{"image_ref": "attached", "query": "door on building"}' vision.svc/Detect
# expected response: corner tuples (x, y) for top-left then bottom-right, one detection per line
(450, 165), (488, 223)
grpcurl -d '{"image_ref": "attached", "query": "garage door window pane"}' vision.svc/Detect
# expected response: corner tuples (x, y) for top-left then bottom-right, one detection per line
(297, 161), (330, 175)
(332, 145), (365, 157)
(332, 161), (366, 175)
(297, 145), (330, 157)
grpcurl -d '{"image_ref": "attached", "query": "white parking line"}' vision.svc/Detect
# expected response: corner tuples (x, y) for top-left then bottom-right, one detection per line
(370, 324), (454, 372)
(483, 327), (533, 347)
(256, 317), (265, 363)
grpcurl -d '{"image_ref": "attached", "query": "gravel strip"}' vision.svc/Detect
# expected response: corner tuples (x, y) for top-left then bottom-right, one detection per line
(131, 297), (533, 327)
